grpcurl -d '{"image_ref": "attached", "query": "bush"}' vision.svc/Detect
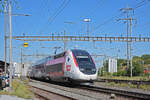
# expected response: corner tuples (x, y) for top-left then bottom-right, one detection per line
(144, 73), (150, 78)
(113, 71), (127, 76)
(104, 72), (112, 76)
(112, 72), (118, 76)
(11, 80), (34, 99)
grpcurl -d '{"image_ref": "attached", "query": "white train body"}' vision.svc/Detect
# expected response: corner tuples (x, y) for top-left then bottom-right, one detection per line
(28, 49), (97, 83)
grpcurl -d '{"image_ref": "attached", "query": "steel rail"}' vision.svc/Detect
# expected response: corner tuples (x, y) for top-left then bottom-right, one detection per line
(29, 79), (150, 100)
(28, 81), (100, 100)
(30, 85), (73, 100)
(81, 85), (150, 100)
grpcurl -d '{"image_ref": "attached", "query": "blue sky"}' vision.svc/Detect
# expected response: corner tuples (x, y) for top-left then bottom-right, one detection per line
(0, 0), (150, 67)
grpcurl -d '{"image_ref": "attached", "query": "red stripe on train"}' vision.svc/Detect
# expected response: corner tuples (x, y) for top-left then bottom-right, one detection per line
(48, 72), (64, 77)
(72, 52), (78, 67)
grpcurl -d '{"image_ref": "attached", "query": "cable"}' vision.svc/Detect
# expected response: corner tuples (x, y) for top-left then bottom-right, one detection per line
(132, 0), (150, 31)
(40, 0), (71, 33)
(91, 12), (124, 32)
(91, 0), (150, 33)
(48, 0), (71, 24)
(47, 0), (67, 22)
(80, 0), (104, 18)
(40, 0), (67, 33)
(134, 0), (147, 9)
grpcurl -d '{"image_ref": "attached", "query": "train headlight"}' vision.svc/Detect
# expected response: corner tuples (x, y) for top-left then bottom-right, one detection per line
(92, 68), (96, 72)
(80, 68), (84, 71)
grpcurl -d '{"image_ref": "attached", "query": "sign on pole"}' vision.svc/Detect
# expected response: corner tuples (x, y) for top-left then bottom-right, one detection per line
(24, 42), (28, 47)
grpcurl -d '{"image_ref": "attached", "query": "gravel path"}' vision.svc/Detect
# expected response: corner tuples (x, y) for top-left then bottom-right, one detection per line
(0, 95), (39, 100)
(0, 95), (27, 100)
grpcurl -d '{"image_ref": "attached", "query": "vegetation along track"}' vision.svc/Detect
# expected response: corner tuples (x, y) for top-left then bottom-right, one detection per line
(96, 78), (150, 85)
(29, 79), (150, 100)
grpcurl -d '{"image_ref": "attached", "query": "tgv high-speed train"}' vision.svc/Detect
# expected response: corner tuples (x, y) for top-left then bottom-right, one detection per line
(28, 49), (98, 83)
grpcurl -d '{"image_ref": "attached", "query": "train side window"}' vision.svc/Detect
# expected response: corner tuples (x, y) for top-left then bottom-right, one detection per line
(67, 57), (70, 62)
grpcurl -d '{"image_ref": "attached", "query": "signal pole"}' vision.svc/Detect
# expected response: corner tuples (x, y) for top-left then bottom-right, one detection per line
(20, 48), (23, 80)
(119, 6), (135, 77)
(130, 17), (134, 77)
(9, 1), (13, 89)
(64, 30), (67, 51)
(4, 0), (7, 75)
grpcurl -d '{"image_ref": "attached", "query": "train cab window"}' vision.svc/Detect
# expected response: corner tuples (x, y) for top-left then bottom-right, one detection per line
(54, 52), (65, 59)
(46, 56), (53, 61)
(72, 49), (94, 64)
(76, 56), (90, 62)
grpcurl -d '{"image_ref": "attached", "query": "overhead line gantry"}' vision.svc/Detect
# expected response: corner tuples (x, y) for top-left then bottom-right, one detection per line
(10, 35), (150, 42)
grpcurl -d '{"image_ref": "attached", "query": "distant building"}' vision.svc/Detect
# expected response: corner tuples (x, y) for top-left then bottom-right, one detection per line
(13, 62), (31, 77)
(108, 58), (117, 73)
(13, 62), (21, 77)
(22, 63), (30, 77)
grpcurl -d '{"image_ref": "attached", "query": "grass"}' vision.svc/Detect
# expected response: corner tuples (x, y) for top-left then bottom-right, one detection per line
(106, 82), (150, 91)
(99, 76), (150, 81)
(139, 85), (150, 91)
(0, 90), (9, 95)
(99, 76), (150, 90)
(0, 79), (34, 99)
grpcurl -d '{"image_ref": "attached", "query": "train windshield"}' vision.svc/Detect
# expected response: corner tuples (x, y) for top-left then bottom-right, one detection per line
(72, 50), (95, 66)
(76, 56), (90, 62)
(72, 50), (96, 75)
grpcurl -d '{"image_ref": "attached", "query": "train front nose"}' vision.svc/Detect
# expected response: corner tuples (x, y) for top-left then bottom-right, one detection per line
(79, 65), (96, 75)
(77, 66), (97, 81)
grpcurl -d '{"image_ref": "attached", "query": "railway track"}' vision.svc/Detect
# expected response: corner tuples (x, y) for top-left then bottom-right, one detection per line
(29, 80), (105, 100)
(28, 79), (150, 100)
(80, 85), (150, 100)
(30, 86), (72, 100)
(96, 78), (150, 85)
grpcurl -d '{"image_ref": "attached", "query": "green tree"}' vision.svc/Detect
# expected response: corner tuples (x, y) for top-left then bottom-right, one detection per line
(103, 53), (150, 77)
(117, 59), (127, 71)
(126, 56), (144, 76)
(98, 67), (104, 76)
(132, 61), (144, 76)
(141, 54), (150, 64)
(113, 70), (127, 76)
(104, 60), (108, 72)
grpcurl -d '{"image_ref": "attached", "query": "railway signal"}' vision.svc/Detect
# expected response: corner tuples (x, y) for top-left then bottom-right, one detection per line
(24, 42), (28, 48)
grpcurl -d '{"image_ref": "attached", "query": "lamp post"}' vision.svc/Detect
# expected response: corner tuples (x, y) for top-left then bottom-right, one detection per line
(83, 18), (90, 36)
(8, 1), (30, 90)
(8, 1), (13, 89)
(4, 1), (30, 77)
